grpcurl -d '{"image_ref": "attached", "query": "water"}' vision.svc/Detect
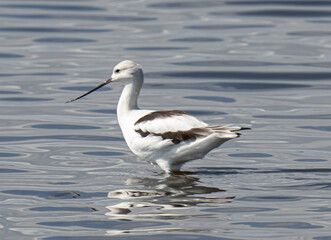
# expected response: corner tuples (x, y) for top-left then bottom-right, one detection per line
(1, 0), (331, 239)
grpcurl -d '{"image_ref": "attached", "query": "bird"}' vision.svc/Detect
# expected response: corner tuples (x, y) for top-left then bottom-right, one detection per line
(67, 60), (249, 173)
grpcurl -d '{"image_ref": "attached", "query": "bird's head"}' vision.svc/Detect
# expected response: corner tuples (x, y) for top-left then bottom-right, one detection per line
(66, 60), (143, 103)
(111, 60), (143, 83)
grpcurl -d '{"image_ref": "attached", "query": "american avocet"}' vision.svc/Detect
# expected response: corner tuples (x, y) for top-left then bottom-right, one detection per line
(67, 60), (249, 173)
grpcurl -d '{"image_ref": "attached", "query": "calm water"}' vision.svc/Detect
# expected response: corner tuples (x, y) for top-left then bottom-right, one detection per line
(1, 0), (331, 239)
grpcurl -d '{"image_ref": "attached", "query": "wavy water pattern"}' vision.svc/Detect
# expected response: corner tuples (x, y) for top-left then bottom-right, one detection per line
(0, 0), (330, 239)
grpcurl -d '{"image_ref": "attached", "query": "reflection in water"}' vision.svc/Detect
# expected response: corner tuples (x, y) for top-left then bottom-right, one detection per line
(107, 174), (232, 217)
(106, 174), (233, 235)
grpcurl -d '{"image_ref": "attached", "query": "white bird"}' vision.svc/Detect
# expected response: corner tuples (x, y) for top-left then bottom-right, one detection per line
(67, 60), (249, 173)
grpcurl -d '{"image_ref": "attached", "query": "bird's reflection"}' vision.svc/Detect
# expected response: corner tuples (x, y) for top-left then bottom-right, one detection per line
(106, 173), (234, 221)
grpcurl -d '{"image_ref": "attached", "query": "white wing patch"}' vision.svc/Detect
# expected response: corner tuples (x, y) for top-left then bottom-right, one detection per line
(134, 110), (207, 134)
(133, 110), (248, 145)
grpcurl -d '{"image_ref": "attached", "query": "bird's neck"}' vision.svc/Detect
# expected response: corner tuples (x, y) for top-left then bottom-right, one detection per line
(117, 79), (142, 118)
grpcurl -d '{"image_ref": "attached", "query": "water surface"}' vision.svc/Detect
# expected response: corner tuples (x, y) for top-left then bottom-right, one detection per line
(0, 0), (331, 239)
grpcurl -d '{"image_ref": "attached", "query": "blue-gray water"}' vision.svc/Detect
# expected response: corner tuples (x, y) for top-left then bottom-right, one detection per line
(1, 0), (331, 239)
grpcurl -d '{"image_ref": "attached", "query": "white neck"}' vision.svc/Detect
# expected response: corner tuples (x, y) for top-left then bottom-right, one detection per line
(116, 78), (143, 123)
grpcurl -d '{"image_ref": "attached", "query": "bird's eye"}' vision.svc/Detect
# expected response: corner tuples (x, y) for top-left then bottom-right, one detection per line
(115, 69), (120, 73)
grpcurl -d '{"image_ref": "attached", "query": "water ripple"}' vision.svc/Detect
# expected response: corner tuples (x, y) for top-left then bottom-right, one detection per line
(232, 222), (323, 229)
(148, 1), (223, 9)
(38, 219), (169, 229)
(288, 31), (331, 36)
(145, 81), (310, 92)
(185, 24), (274, 30)
(0, 97), (53, 101)
(83, 151), (124, 156)
(0, 152), (21, 157)
(126, 47), (189, 51)
(44, 235), (230, 240)
(0, 4), (106, 11)
(34, 37), (96, 43)
(185, 110), (226, 116)
(236, 9), (331, 17)
(170, 37), (223, 42)
(255, 114), (331, 119)
(0, 14), (156, 22)
(61, 86), (110, 92)
(203, 207), (277, 213)
(0, 168), (27, 173)
(238, 196), (300, 202)
(184, 96), (235, 103)
(0, 27), (110, 33)
(2, 190), (105, 199)
(172, 60), (281, 67)
(298, 126), (331, 132)
(227, 1), (331, 6)
(0, 53), (24, 58)
(0, 90), (22, 94)
(30, 206), (97, 212)
(229, 153), (272, 158)
(153, 71), (331, 81)
(0, 135), (122, 142)
(88, 109), (116, 114)
(30, 124), (101, 130)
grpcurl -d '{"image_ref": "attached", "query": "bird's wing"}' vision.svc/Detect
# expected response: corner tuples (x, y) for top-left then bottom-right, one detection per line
(133, 110), (250, 144)
(133, 110), (210, 144)
(134, 110), (207, 133)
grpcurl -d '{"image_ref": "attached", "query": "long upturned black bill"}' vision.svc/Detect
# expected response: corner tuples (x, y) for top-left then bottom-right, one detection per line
(66, 78), (112, 103)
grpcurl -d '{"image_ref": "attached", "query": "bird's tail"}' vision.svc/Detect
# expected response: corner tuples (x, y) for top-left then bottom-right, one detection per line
(207, 125), (251, 138)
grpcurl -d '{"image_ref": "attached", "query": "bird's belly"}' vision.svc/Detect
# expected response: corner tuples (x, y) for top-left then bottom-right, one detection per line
(122, 128), (173, 160)
(171, 133), (229, 161)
